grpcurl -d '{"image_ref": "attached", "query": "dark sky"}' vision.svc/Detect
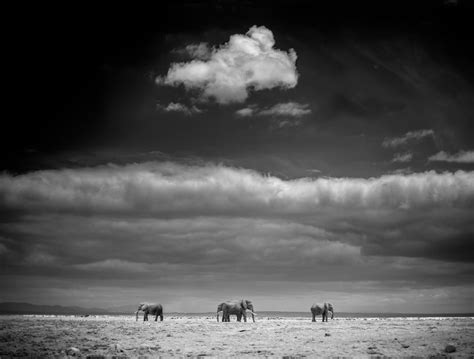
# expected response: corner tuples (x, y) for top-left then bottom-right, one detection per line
(1, 0), (473, 312)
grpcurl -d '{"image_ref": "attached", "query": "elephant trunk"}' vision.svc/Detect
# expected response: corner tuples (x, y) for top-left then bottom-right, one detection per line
(135, 310), (140, 321)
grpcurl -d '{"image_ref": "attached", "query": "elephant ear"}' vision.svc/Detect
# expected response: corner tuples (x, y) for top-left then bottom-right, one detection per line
(240, 299), (248, 310)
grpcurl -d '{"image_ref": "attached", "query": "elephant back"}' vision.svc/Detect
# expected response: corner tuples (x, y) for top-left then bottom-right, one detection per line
(140, 302), (162, 312)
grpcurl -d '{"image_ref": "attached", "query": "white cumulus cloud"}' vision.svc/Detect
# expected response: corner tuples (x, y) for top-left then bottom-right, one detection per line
(182, 43), (212, 60)
(157, 26), (299, 104)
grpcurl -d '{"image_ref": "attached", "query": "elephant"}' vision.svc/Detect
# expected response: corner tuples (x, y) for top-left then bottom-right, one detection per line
(135, 302), (163, 321)
(220, 299), (256, 322)
(311, 302), (334, 322)
(216, 302), (224, 322)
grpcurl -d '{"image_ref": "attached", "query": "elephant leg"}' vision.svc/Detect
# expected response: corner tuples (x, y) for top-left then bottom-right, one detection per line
(312, 312), (316, 322)
(237, 313), (242, 322)
(160, 314), (163, 321)
(155, 313), (158, 321)
(144, 312), (148, 321)
(243, 312), (247, 322)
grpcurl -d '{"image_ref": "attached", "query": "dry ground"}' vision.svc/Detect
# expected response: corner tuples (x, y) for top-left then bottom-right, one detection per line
(0, 315), (473, 357)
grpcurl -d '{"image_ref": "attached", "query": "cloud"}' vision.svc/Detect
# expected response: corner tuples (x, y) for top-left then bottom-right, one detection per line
(382, 129), (434, 148)
(1, 162), (473, 215)
(392, 152), (413, 163)
(181, 43), (212, 60)
(235, 107), (255, 117)
(259, 102), (311, 117)
(1, 162), (473, 311)
(235, 102), (311, 128)
(156, 102), (202, 115)
(273, 118), (305, 129)
(157, 26), (298, 104)
(236, 102), (311, 118)
(73, 259), (155, 274)
(428, 150), (474, 163)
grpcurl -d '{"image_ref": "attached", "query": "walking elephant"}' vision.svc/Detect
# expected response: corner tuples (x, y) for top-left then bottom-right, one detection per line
(311, 302), (334, 322)
(220, 299), (256, 322)
(135, 302), (163, 321)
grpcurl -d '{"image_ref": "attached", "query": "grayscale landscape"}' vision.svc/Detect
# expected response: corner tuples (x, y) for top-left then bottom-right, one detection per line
(2, 0), (474, 357)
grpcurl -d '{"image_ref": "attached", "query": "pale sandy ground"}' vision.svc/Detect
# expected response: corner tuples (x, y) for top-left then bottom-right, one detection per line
(0, 315), (473, 358)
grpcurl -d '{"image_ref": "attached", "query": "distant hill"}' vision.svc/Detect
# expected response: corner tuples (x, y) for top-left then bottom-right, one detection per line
(107, 304), (138, 314)
(1, 303), (472, 317)
(0, 302), (110, 315)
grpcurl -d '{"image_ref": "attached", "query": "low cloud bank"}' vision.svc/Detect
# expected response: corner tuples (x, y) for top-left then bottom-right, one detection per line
(1, 162), (472, 311)
(1, 163), (473, 215)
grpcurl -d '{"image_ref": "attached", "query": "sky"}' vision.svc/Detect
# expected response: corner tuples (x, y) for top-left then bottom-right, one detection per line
(1, 0), (473, 313)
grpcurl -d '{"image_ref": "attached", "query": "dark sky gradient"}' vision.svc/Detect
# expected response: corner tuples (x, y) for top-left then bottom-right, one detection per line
(6, 0), (474, 175)
(1, 1), (473, 312)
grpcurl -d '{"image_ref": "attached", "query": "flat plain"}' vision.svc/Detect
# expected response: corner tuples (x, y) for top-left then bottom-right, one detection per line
(0, 315), (473, 358)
